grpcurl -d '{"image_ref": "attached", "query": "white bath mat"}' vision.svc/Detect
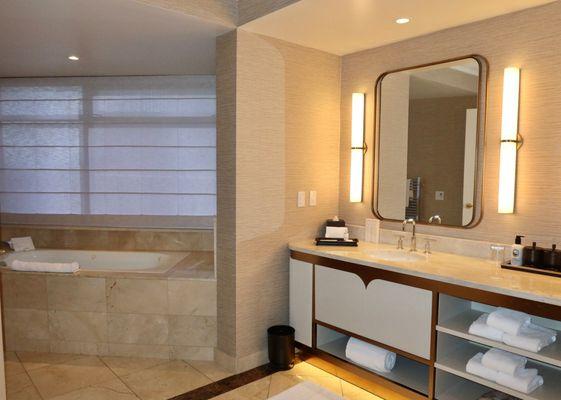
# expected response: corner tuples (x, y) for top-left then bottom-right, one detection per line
(268, 381), (344, 400)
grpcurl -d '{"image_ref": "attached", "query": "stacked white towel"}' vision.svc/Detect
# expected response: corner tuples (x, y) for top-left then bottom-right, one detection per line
(468, 308), (557, 353)
(345, 338), (396, 373)
(466, 349), (544, 394)
(11, 260), (79, 273)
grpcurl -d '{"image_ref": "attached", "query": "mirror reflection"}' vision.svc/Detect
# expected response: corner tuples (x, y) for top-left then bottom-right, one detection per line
(375, 57), (484, 227)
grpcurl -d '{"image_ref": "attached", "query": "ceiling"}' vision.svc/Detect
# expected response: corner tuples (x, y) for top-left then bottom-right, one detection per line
(0, 0), (232, 77)
(241, 0), (556, 56)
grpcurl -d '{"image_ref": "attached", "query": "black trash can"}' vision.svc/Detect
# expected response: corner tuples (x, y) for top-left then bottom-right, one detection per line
(267, 325), (295, 370)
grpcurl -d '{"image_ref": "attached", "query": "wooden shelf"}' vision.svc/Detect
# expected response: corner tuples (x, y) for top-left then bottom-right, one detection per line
(436, 338), (561, 400)
(435, 370), (493, 400)
(318, 336), (429, 396)
(437, 309), (561, 368)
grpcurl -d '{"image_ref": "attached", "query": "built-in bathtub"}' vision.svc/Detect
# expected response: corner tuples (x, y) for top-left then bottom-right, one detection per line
(0, 248), (217, 361)
(2, 249), (187, 274)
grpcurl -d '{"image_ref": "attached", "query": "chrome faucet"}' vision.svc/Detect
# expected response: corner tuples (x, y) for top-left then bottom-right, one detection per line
(428, 215), (442, 225)
(0, 240), (13, 255)
(402, 218), (417, 252)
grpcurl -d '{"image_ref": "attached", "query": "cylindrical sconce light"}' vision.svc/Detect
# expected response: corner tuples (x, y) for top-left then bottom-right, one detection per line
(498, 67), (522, 214)
(350, 93), (366, 202)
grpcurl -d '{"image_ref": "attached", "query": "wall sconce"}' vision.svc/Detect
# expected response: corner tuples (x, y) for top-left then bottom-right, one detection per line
(350, 93), (366, 202)
(498, 67), (522, 214)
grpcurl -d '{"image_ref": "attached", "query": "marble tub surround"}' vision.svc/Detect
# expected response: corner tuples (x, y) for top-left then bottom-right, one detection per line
(4, 352), (233, 400)
(289, 240), (561, 307)
(1, 272), (217, 361)
(0, 226), (213, 252)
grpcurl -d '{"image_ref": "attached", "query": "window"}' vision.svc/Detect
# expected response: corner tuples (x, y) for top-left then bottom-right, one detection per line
(0, 76), (216, 228)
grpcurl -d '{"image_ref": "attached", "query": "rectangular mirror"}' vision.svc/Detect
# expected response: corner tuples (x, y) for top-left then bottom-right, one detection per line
(373, 56), (487, 228)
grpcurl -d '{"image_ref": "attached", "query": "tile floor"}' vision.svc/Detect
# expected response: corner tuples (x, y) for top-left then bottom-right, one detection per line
(4, 352), (383, 400)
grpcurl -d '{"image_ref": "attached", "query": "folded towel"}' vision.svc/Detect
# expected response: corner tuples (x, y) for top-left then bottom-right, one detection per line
(503, 322), (557, 353)
(481, 348), (527, 376)
(10, 236), (35, 252)
(496, 370), (544, 394)
(487, 308), (531, 336)
(325, 226), (348, 239)
(345, 337), (396, 373)
(469, 313), (505, 342)
(466, 353), (499, 382)
(11, 260), (79, 273)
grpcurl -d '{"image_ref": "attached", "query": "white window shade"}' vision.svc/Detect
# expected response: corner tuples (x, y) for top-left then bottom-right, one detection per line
(0, 76), (216, 228)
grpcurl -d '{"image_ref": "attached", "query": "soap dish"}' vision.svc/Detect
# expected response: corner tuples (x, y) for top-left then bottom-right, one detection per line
(315, 238), (358, 247)
(501, 262), (561, 278)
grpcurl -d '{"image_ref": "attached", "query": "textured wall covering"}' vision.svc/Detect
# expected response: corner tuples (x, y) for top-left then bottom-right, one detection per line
(134, 0), (237, 26)
(339, 1), (561, 244)
(215, 30), (340, 370)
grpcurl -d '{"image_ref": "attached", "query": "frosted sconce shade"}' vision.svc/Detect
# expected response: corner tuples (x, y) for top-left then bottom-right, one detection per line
(498, 67), (521, 214)
(350, 93), (365, 203)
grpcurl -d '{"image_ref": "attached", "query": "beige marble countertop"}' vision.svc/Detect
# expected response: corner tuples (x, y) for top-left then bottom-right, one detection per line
(290, 240), (561, 307)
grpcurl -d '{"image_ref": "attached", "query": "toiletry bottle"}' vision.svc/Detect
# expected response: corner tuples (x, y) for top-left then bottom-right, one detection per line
(511, 235), (524, 266)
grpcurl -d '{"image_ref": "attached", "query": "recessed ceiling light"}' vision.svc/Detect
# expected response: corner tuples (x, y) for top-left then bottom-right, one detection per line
(68, 55), (79, 61)
(395, 17), (411, 25)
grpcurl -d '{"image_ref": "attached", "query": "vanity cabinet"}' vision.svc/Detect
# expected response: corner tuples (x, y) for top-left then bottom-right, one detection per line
(315, 265), (432, 359)
(289, 258), (313, 347)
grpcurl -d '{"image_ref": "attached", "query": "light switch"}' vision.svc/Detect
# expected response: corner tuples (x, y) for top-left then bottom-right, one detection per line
(297, 191), (306, 207)
(309, 191), (317, 206)
(435, 191), (445, 201)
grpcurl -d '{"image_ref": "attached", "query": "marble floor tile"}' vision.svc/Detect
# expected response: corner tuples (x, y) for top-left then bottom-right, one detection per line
(16, 351), (81, 372)
(212, 376), (271, 400)
(6, 385), (42, 400)
(268, 371), (342, 398)
(6, 372), (35, 396)
(188, 360), (235, 382)
(48, 378), (139, 400)
(340, 381), (384, 400)
(100, 356), (168, 378)
(28, 356), (116, 399)
(121, 360), (212, 400)
(4, 352), (25, 378)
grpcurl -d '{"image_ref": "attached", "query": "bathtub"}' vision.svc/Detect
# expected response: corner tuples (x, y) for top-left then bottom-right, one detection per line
(1, 249), (188, 274)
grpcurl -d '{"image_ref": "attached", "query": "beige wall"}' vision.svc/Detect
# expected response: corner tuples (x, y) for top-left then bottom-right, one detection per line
(339, 1), (561, 244)
(216, 30), (340, 370)
(407, 96), (477, 225)
(237, 0), (300, 25)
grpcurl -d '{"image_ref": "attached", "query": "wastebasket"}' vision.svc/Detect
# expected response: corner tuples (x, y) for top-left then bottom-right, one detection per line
(267, 325), (295, 370)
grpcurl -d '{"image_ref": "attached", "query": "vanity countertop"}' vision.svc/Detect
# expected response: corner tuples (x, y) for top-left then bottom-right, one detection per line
(289, 240), (561, 307)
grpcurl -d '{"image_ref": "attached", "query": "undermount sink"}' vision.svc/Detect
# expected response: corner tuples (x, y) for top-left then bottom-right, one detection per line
(363, 249), (425, 262)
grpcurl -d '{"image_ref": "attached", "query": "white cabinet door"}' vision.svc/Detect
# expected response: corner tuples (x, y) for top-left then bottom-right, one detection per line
(289, 258), (313, 347)
(362, 280), (433, 359)
(315, 265), (365, 334)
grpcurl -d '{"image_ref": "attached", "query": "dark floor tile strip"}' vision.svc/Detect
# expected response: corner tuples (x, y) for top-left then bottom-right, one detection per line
(170, 360), (301, 400)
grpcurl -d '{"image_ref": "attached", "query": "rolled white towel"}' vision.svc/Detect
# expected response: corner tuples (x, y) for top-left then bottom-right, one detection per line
(11, 260), (79, 273)
(503, 322), (557, 353)
(466, 353), (499, 382)
(487, 308), (531, 336)
(469, 313), (505, 342)
(496, 370), (544, 394)
(345, 337), (396, 373)
(481, 348), (527, 376)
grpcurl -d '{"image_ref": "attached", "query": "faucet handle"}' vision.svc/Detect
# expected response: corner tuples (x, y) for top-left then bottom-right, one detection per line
(423, 238), (437, 254)
(393, 233), (405, 250)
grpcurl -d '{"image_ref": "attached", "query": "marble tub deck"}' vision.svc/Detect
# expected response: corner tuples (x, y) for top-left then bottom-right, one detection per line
(4, 352), (383, 400)
(0, 251), (215, 280)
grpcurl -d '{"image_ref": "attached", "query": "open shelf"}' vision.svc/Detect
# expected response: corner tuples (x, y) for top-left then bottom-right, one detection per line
(435, 370), (497, 400)
(318, 335), (429, 396)
(436, 334), (561, 400)
(437, 309), (561, 368)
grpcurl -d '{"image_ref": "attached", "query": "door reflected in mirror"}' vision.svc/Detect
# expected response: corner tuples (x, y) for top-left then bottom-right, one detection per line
(373, 56), (487, 228)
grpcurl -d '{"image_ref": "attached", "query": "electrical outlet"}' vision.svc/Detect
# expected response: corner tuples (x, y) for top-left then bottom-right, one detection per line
(309, 190), (317, 206)
(297, 191), (306, 207)
(435, 191), (445, 201)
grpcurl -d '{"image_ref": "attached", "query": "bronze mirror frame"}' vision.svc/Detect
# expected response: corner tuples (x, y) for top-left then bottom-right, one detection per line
(371, 55), (489, 228)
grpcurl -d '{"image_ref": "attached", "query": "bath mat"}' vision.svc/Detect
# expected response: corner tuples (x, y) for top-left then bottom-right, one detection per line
(269, 381), (344, 400)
